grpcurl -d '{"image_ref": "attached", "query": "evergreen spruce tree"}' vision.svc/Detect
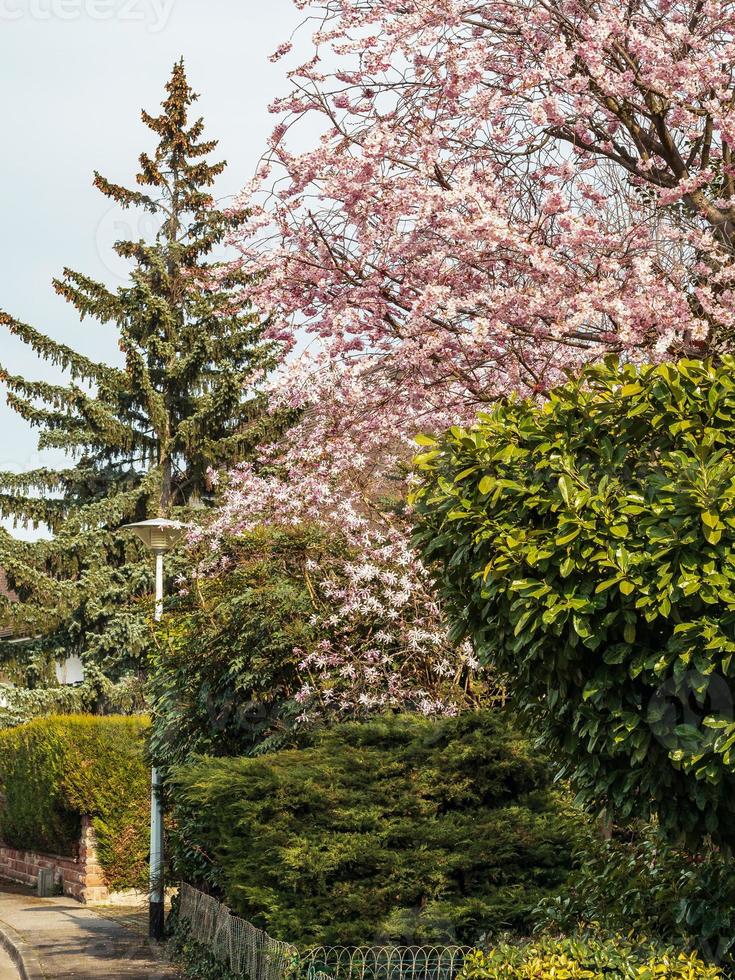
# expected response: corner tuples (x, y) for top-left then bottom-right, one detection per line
(0, 61), (279, 703)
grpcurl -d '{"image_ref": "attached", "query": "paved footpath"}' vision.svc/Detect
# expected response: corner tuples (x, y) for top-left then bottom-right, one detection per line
(0, 945), (17, 980)
(0, 885), (180, 979)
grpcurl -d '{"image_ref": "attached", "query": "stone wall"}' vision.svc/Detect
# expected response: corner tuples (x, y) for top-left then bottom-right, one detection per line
(0, 816), (109, 902)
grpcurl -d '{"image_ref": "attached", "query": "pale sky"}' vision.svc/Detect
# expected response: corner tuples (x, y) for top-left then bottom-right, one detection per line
(0, 0), (304, 537)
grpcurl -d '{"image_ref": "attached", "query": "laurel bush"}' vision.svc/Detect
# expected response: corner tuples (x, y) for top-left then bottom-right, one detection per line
(535, 821), (735, 967)
(413, 358), (735, 847)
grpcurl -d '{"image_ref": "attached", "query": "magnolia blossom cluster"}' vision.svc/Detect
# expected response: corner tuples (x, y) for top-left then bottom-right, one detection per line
(201, 348), (489, 718)
(213, 0), (735, 715)
(293, 548), (479, 723)
(208, 423), (482, 720)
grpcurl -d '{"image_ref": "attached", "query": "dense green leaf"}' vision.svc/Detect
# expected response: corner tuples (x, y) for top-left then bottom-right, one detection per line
(413, 357), (735, 849)
(170, 712), (577, 946)
(0, 715), (149, 890)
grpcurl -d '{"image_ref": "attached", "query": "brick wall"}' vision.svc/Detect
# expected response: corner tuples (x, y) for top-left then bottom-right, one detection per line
(0, 816), (109, 903)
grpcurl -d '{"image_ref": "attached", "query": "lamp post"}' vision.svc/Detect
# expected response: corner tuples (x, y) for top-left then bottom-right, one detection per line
(121, 518), (186, 941)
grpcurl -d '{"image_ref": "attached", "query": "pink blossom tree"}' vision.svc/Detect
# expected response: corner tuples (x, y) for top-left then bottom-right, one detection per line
(213, 0), (735, 715)
(238, 0), (735, 404)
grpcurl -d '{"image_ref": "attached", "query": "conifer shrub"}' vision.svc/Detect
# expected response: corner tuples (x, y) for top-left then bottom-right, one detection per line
(171, 711), (578, 946)
(0, 714), (150, 890)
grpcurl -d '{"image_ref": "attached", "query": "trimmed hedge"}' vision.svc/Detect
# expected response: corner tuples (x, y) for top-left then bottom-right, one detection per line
(171, 711), (578, 946)
(0, 714), (150, 891)
(460, 938), (723, 979)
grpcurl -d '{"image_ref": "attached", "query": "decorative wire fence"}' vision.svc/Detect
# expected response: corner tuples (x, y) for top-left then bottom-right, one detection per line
(177, 884), (472, 980)
(301, 945), (471, 980)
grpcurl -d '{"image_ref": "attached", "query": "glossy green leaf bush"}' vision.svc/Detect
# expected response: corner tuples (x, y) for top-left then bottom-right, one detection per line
(171, 711), (577, 946)
(0, 715), (150, 890)
(460, 937), (722, 979)
(413, 358), (735, 847)
(535, 823), (735, 966)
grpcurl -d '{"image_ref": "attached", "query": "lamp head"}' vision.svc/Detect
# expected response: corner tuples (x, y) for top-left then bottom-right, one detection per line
(121, 518), (188, 554)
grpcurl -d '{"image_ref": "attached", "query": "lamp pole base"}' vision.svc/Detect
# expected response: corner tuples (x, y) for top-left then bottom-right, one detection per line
(149, 900), (165, 941)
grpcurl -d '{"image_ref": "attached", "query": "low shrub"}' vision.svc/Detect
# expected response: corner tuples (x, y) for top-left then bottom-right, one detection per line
(169, 911), (240, 980)
(171, 710), (578, 946)
(460, 937), (723, 979)
(535, 822), (735, 967)
(0, 714), (150, 890)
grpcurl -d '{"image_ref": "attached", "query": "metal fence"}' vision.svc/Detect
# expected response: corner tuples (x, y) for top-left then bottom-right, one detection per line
(177, 884), (471, 980)
(178, 882), (298, 980)
(301, 945), (471, 980)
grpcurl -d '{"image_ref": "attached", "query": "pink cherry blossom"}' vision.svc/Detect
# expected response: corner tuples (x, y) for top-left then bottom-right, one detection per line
(212, 0), (735, 716)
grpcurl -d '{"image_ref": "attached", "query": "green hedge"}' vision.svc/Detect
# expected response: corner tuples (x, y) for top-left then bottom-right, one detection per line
(171, 711), (578, 946)
(460, 938), (722, 979)
(0, 714), (150, 891)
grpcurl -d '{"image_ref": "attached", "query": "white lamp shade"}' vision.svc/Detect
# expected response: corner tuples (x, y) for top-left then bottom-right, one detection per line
(121, 518), (188, 553)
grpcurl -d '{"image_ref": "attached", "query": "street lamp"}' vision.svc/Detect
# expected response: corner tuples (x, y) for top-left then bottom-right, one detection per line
(121, 517), (187, 941)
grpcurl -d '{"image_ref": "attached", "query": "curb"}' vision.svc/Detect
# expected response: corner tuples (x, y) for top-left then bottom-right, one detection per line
(0, 920), (45, 980)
